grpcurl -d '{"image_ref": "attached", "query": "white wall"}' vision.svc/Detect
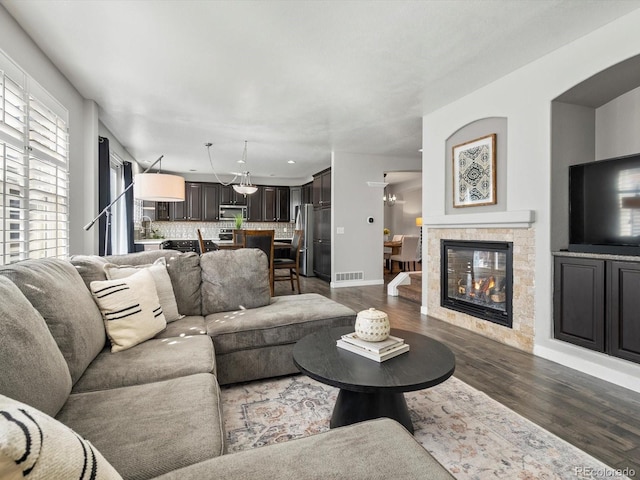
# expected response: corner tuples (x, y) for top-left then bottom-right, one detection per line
(0, 5), (99, 255)
(596, 85), (640, 160)
(422, 8), (640, 391)
(332, 152), (421, 286)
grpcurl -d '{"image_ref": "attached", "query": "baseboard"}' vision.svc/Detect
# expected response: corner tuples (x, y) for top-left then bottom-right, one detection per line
(534, 343), (640, 394)
(330, 279), (384, 288)
(420, 305), (428, 315)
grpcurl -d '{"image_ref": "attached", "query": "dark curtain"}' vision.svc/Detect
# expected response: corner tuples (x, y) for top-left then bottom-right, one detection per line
(98, 136), (111, 255)
(123, 162), (136, 253)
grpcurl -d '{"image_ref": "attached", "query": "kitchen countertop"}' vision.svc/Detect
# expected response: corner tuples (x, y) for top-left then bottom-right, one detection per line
(134, 238), (292, 245)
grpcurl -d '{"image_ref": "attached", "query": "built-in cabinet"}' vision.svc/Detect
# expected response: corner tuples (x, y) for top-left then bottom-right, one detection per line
(246, 186), (263, 222)
(301, 182), (312, 205)
(553, 255), (640, 364)
(171, 182), (202, 221)
(220, 185), (247, 206)
(202, 183), (220, 221)
(312, 168), (331, 281)
(263, 186), (290, 222)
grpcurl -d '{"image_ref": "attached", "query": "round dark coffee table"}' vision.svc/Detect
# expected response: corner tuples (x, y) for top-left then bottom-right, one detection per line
(293, 326), (455, 434)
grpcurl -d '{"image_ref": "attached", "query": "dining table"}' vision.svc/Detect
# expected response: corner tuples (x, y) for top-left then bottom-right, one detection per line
(384, 240), (402, 255)
(217, 241), (293, 250)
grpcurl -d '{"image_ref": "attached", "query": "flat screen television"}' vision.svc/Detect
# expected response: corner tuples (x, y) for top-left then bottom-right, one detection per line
(569, 153), (640, 255)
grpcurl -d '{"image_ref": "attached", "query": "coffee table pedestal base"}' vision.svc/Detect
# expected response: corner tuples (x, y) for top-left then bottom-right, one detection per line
(330, 389), (414, 434)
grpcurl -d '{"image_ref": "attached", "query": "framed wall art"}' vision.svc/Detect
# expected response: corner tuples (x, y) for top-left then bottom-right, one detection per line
(452, 133), (496, 208)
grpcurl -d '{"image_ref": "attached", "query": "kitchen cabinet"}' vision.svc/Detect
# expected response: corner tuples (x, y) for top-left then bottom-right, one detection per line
(220, 185), (247, 205)
(553, 255), (640, 364)
(247, 186), (263, 222)
(312, 169), (331, 207)
(263, 186), (290, 222)
(202, 183), (219, 221)
(301, 182), (313, 205)
(171, 182), (201, 221)
(313, 204), (331, 281)
(156, 202), (170, 221)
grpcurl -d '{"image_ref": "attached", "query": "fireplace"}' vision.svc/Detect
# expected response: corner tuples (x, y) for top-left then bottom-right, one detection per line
(441, 240), (513, 328)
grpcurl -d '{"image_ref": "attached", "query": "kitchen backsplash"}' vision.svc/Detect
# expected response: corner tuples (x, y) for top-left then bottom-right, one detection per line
(146, 221), (295, 240)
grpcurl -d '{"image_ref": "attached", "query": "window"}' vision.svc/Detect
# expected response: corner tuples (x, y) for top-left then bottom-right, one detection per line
(0, 50), (69, 265)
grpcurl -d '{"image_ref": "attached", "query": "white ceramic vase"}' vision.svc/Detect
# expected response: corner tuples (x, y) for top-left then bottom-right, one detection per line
(355, 308), (390, 342)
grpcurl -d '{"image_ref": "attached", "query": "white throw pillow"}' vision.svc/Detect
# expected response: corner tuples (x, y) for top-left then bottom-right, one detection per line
(103, 257), (182, 322)
(90, 269), (166, 352)
(0, 394), (122, 479)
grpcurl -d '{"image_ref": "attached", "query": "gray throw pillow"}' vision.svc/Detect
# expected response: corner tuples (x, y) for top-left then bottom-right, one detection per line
(0, 258), (106, 385)
(200, 249), (271, 314)
(0, 276), (72, 417)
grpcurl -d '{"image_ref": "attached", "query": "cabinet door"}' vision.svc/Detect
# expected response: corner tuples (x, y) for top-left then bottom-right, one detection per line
(313, 206), (331, 241)
(202, 184), (219, 221)
(320, 170), (331, 205)
(553, 256), (605, 352)
(301, 182), (312, 205)
(247, 186), (263, 221)
(312, 175), (322, 206)
(263, 186), (277, 221)
(609, 261), (640, 364)
(156, 202), (170, 221)
(186, 182), (202, 220)
(277, 187), (290, 222)
(313, 240), (331, 281)
(220, 185), (234, 205)
(142, 201), (156, 221)
(170, 199), (186, 220)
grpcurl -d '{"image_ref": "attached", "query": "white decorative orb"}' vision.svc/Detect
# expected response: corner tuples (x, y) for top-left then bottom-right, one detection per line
(355, 308), (390, 342)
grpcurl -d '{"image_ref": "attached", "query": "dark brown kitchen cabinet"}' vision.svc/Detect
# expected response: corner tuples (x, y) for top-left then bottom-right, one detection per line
(313, 205), (331, 281)
(553, 255), (640, 365)
(220, 185), (247, 205)
(609, 261), (640, 363)
(312, 169), (331, 207)
(247, 186), (263, 222)
(301, 182), (313, 205)
(263, 186), (290, 222)
(171, 182), (201, 221)
(202, 183), (219, 221)
(553, 256), (605, 352)
(156, 202), (170, 221)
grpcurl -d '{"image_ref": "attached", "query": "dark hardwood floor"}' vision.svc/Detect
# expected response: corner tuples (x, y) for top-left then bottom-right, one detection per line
(274, 275), (640, 476)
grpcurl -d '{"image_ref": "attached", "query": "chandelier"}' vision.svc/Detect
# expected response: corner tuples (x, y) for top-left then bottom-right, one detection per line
(205, 140), (258, 196)
(383, 187), (396, 206)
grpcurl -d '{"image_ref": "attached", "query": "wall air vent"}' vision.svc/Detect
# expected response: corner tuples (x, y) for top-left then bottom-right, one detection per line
(335, 271), (364, 282)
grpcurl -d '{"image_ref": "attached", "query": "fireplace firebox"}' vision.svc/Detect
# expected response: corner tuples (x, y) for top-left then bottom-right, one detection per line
(441, 240), (513, 328)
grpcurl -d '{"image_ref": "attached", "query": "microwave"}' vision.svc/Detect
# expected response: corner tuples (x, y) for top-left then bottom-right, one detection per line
(219, 205), (247, 221)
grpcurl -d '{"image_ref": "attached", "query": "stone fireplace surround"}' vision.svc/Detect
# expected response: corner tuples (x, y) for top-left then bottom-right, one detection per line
(427, 227), (535, 352)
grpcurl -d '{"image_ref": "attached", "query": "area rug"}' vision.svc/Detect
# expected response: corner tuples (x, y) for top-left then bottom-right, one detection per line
(221, 375), (628, 480)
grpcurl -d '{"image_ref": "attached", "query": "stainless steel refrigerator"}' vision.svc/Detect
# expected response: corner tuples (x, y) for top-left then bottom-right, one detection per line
(296, 204), (315, 277)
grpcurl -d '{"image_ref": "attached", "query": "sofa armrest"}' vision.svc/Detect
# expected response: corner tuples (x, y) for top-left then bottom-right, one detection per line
(152, 418), (453, 480)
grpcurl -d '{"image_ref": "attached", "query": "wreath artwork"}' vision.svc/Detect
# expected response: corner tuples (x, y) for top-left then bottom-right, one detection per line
(452, 134), (496, 208)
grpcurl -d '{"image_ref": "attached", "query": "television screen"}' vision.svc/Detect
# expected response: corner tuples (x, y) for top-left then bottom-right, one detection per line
(569, 154), (640, 255)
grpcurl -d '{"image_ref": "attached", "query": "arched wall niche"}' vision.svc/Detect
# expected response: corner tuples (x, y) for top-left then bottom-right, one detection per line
(444, 117), (508, 215)
(551, 53), (640, 251)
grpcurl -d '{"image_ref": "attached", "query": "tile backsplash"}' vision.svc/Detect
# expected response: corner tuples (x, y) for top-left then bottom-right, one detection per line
(147, 221), (294, 240)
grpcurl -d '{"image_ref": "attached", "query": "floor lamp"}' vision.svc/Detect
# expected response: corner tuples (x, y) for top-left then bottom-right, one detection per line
(84, 155), (185, 255)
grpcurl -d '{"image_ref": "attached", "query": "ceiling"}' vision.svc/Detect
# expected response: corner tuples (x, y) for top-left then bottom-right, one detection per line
(3, 0), (639, 184)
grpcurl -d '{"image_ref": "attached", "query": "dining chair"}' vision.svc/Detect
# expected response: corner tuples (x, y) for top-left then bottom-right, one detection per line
(243, 229), (275, 296)
(274, 229), (303, 294)
(384, 234), (404, 271)
(389, 235), (420, 272)
(197, 229), (219, 254)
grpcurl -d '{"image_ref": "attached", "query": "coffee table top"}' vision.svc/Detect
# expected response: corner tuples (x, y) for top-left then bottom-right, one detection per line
(293, 326), (455, 394)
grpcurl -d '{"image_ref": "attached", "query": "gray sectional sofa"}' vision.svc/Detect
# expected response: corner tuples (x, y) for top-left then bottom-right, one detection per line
(0, 248), (453, 479)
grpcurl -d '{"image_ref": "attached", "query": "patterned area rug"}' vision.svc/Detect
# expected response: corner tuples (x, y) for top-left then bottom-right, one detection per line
(222, 375), (628, 480)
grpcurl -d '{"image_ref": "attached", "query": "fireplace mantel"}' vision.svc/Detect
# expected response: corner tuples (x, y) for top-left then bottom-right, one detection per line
(423, 210), (535, 229)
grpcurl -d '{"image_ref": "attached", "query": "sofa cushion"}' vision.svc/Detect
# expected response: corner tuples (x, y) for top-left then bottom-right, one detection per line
(69, 254), (109, 289)
(154, 315), (207, 339)
(104, 251), (202, 316)
(0, 258), (106, 385)
(104, 257), (182, 322)
(0, 276), (72, 417)
(206, 293), (356, 354)
(90, 269), (167, 353)
(153, 418), (454, 480)
(73, 335), (216, 393)
(57, 373), (224, 480)
(0, 394), (122, 480)
(200, 249), (270, 314)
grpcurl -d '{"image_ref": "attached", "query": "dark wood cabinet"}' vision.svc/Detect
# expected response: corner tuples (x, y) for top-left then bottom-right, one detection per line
(156, 202), (170, 221)
(170, 182), (201, 221)
(312, 169), (331, 207)
(263, 186), (290, 222)
(554, 255), (640, 365)
(247, 186), (263, 222)
(609, 261), (640, 363)
(202, 183), (219, 221)
(301, 182), (313, 205)
(313, 204), (331, 281)
(220, 185), (247, 205)
(553, 256), (605, 352)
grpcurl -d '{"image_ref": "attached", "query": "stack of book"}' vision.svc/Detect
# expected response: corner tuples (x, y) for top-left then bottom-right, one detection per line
(337, 332), (409, 362)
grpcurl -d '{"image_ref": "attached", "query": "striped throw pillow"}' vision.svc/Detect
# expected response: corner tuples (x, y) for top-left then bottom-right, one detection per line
(0, 394), (122, 479)
(90, 269), (166, 352)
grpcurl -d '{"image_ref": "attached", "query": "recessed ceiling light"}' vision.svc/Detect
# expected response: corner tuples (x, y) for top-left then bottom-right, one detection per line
(418, 148), (423, 152)
(287, 160), (296, 164)
(237, 159), (245, 164)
